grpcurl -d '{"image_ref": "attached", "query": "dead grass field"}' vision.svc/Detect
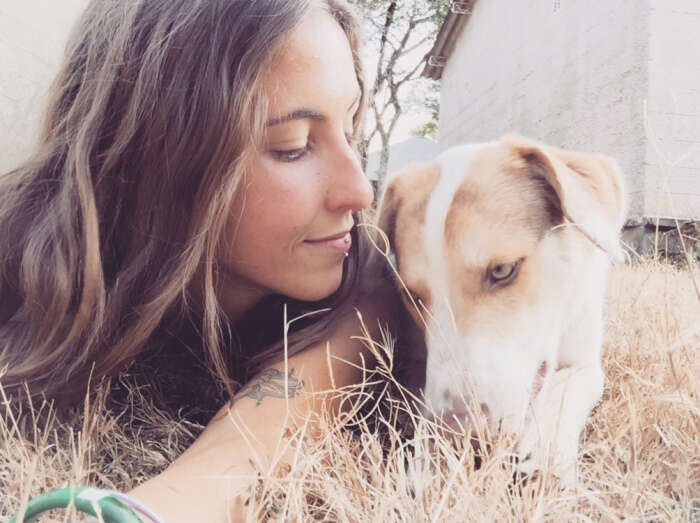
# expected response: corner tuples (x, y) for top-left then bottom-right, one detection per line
(1, 258), (699, 522)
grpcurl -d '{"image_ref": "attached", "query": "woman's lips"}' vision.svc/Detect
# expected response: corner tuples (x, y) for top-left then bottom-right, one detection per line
(304, 231), (352, 253)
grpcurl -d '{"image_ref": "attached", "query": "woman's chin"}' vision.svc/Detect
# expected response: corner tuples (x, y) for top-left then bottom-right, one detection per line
(288, 269), (344, 303)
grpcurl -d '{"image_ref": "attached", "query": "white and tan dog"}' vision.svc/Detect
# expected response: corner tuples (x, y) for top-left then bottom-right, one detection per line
(375, 134), (627, 485)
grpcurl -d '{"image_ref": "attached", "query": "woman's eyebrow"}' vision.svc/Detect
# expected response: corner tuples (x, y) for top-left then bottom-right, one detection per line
(266, 91), (362, 127)
(266, 109), (325, 127)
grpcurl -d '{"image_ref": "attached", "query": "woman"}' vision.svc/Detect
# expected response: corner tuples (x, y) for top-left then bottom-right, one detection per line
(0, 0), (397, 520)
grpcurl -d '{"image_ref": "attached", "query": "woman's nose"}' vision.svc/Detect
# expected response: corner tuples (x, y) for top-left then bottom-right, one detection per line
(325, 140), (374, 212)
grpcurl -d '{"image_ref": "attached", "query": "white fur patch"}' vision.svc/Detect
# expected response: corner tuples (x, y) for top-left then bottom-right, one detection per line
(423, 144), (496, 340)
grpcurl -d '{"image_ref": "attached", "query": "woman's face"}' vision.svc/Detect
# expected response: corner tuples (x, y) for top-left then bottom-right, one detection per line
(220, 8), (373, 318)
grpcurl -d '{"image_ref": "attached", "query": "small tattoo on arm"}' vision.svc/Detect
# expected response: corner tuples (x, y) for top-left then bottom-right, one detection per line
(236, 368), (305, 406)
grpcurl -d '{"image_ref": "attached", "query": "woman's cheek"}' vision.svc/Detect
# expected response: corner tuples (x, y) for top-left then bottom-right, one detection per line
(266, 166), (324, 219)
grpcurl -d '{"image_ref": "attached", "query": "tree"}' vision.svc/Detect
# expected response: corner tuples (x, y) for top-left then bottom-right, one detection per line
(355, 0), (450, 181)
(410, 88), (440, 141)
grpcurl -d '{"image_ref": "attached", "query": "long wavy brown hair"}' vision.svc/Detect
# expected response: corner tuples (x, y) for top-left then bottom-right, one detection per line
(0, 0), (369, 406)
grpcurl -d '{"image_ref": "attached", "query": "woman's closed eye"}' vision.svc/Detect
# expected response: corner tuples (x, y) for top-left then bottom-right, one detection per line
(272, 145), (311, 162)
(270, 127), (357, 162)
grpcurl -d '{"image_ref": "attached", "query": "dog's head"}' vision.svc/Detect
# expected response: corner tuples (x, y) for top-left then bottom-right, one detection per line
(375, 134), (627, 432)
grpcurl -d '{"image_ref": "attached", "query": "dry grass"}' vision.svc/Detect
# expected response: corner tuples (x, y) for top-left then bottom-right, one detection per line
(2, 258), (699, 522)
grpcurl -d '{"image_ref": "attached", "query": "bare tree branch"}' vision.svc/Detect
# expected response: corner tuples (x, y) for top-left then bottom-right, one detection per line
(357, 0), (450, 180)
(401, 34), (433, 57)
(396, 56), (427, 88)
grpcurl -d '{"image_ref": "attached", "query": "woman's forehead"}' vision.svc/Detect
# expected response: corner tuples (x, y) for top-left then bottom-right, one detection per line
(263, 8), (359, 118)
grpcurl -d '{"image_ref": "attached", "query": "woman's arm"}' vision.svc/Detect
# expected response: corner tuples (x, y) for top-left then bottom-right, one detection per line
(128, 285), (398, 522)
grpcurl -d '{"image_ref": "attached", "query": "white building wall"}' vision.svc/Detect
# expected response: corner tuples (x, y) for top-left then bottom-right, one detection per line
(439, 0), (652, 219)
(645, 0), (700, 219)
(0, 0), (90, 173)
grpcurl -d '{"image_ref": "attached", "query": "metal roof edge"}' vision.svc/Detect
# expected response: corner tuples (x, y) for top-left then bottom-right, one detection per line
(422, 1), (477, 80)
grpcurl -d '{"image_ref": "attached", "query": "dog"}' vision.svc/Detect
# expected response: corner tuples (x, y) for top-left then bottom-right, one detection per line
(373, 134), (627, 486)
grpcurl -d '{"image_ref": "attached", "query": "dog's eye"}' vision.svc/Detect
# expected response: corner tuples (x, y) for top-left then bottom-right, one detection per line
(488, 260), (521, 284)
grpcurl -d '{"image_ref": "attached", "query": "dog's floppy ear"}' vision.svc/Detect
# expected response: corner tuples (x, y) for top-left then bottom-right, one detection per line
(503, 134), (628, 258)
(369, 162), (441, 269)
(361, 175), (403, 291)
(372, 176), (401, 257)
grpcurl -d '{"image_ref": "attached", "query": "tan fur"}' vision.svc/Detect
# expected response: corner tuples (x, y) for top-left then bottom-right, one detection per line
(378, 138), (626, 336)
(502, 134), (628, 243)
(377, 163), (440, 327)
(435, 145), (555, 336)
(545, 148), (626, 228)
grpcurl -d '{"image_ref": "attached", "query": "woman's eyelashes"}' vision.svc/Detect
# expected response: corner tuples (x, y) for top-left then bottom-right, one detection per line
(272, 145), (310, 162)
(270, 130), (357, 163)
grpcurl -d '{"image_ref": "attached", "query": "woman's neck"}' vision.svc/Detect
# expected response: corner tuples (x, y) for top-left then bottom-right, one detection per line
(219, 283), (268, 324)
(189, 270), (269, 324)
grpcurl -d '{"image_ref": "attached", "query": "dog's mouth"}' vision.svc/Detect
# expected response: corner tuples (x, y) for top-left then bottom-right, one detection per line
(437, 400), (492, 434)
(439, 361), (549, 434)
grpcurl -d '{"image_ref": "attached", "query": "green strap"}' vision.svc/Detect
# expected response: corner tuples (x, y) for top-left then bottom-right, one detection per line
(10, 487), (143, 523)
